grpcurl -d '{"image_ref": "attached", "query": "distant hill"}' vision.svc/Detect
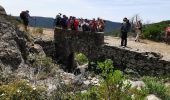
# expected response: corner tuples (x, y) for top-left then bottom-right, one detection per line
(27, 16), (121, 33)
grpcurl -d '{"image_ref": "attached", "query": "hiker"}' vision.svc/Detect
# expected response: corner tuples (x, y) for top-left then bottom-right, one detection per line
(97, 18), (105, 32)
(74, 18), (79, 31)
(55, 13), (62, 27)
(82, 19), (90, 32)
(120, 17), (131, 47)
(165, 24), (170, 43)
(90, 18), (97, 32)
(61, 15), (68, 29)
(135, 20), (142, 42)
(20, 10), (30, 31)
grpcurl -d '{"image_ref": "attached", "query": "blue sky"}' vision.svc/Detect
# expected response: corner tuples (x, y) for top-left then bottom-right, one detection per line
(0, 0), (170, 23)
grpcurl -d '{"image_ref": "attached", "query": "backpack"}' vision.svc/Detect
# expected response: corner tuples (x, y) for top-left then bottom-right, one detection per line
(127, 22), (131, 32)
(121, 21), (131, 33)
(20, 11), (26, 19)
(137, 22), (142, 30)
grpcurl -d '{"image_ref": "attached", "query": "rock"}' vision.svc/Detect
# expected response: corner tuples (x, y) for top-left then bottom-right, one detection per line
(29, 44), (46, 56)
(0, 21), (27, 70)
(146, 94), (161, 100)
(0, 5), (6, 15)
(81, 90), (87, 93)
(130, 81), (145, 90)
(83, 80), (91, 86)
(91, 77), (100, 86)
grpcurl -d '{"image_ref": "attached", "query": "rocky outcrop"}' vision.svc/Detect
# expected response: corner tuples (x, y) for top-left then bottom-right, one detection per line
(0, 5), (6, 15)
(0, 16), (31, 70)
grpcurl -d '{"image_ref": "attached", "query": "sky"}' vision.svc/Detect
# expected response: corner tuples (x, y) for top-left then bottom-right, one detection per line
(0, 0), (170, 23)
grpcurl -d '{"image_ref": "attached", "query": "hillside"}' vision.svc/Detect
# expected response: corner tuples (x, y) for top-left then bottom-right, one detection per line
(142, 20), (170, 41)
(27, 16), (121, 33)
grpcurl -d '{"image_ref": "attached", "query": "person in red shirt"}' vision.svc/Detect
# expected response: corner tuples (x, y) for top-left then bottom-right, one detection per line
(74, 18), (79, 31)
(90, 18), (97, 32)
(165, 24), (170, 43)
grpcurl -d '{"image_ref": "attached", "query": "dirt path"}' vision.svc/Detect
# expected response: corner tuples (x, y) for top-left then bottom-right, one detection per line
(30, 27), (170, 61)
(105, 36), (170, 61)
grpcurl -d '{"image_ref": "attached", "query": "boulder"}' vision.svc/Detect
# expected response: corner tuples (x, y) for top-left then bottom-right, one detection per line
(146, 94), (161, 100)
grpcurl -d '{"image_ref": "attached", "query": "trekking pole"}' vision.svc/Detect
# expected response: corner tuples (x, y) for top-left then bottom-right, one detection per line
(35, 17), (36, 27)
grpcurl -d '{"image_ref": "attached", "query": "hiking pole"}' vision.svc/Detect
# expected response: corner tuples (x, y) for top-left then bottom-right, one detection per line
(35, 17), (36, 27)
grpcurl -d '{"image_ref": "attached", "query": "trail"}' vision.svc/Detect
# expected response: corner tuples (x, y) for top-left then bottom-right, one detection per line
(105, 36), (170, 61)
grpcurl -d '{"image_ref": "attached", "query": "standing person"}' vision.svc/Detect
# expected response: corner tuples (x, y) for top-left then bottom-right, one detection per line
(90, 18), (97, 32)
(55, 13), (62, 28)
(74, 18), (79, 31)
(120, 18), (131, 47)
(165, 24), (170, 43)
(135, 20), (142, 42)
(20, 10), (30, 31)
(61, 15), (68, 29)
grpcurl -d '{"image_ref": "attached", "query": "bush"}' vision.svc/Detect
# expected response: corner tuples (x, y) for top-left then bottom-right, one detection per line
(142, 21), (170, 41)
(143, 76), (170, 100)
(28, 54), (58, 80)
(75, 53), (88, 65)
(31, 28), (44, 38)
(0, 80), (46, 100)
(68, 59), (147, 100)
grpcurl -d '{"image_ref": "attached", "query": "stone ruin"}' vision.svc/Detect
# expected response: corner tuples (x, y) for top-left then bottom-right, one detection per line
(47, 28), (170, 76)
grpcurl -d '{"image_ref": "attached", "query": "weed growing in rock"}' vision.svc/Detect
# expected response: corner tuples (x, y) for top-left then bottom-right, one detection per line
(142, 76), (170, 100)
(75, 53), (88, 65)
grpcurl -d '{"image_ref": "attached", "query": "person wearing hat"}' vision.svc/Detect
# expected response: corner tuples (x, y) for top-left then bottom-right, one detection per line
(120, 17), (131, 47)
(20, 10), (31, 31)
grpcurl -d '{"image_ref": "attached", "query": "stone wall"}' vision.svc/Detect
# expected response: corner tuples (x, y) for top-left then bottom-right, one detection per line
(54, 28), (104, 72)
(98, 46), (170, 76)
(52, 28), (170, 75)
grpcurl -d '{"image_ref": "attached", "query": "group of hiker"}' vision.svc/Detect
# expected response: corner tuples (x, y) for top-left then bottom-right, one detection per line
(54, 13), (105, 32)
(20, 10), (170, 47)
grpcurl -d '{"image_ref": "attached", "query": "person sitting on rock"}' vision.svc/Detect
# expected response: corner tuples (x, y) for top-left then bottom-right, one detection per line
(20, 10), (31, 31)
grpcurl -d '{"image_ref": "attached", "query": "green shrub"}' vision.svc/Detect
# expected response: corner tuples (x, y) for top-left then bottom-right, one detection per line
(28, 54), (58, 80)
(75, 53), (88, 65)
(68, 59), (147, 100)
(143, 76), (170, 100)
(0, 80), (46, 100)
(142, 21), (170, 41)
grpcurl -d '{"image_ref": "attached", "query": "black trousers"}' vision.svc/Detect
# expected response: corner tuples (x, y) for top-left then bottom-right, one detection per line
(121, 32), (127, 46)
